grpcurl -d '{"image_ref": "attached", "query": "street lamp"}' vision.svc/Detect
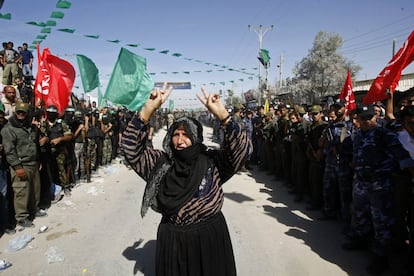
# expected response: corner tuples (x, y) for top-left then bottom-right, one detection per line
(248, 24), (274, 106)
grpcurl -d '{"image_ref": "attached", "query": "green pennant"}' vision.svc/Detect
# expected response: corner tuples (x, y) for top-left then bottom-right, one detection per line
(144, 48), (155, 51)
(183, 71), (190, 74)
(36, 35), (47, 39)
(126, 44), (139, 47)
(159, 50), (169, 54)
(27, 21), (46, 27)
(29, 45), (37, 50)
(41, 28), (51, 33)
(0, 13), (11, 20)
(107, 39), (120, 43)
(58, 28), (75, 33)
(172, 53), (182, 57)
(84, 34), (100, 39)
(46, 20), (57, 26)
(32, 40), (42, 45)
(50, 11), (65, 19)
(184, 58), (192, 61)
(56, 0), (72, 9)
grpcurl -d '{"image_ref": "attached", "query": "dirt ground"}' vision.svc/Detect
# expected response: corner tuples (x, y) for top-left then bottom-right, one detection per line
(0, 125), (407, 275)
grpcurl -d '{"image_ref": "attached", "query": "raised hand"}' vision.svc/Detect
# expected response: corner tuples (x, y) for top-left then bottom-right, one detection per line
(141, 82), (173, 122)
(196, 87), (229, 121)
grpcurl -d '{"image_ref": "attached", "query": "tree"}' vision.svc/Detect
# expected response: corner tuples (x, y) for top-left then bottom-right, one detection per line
(292, 31), (361, 102)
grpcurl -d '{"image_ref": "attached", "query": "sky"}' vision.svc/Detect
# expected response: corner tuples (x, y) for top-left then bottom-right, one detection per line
(1, 0), (413, 109)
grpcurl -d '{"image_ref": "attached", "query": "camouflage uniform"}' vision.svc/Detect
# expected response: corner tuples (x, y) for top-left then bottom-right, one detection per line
(322, 120), (353, 221)
(352, 126), (414, 256)
(102, 122), (113, 165)
(46, 118), (72, 190)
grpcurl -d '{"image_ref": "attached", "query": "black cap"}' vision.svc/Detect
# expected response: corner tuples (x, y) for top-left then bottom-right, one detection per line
(356, 104), (376, 118)
(332, 98), (346, 108)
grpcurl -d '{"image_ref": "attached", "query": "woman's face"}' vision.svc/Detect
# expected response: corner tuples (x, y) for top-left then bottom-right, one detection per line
(172, 125), (192, 150)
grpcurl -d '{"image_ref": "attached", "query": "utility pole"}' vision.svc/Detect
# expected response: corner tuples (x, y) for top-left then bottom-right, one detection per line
(248, 24), (273, 106)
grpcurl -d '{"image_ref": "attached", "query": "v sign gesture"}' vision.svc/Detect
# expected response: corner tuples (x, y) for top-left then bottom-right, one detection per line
(196, 87), (229, 122)
(140, 82), (173, 123)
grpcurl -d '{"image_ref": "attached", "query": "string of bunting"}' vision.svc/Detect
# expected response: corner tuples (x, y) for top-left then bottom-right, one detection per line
(0, 0), (259, 86)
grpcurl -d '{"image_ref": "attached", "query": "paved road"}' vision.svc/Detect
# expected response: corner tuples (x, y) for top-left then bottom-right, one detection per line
(0, 125), (404, 275)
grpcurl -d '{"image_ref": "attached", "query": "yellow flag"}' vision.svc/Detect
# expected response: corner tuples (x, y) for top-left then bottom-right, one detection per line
(264, 98), (269, 113)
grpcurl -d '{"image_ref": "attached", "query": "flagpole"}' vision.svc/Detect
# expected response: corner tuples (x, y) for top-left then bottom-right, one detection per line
(248, 24), (274, 107)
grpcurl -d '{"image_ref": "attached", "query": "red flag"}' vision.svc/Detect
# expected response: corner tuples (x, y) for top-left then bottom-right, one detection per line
(363, 31), (414, 104)
(338, 69), (356, 115)
(34, 44), (50, 107)
(34, 46), (75, 113)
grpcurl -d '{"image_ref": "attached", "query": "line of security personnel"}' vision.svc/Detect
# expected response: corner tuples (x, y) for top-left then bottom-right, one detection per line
(252, 94), (414, 275)
(0, 102), (124, 235)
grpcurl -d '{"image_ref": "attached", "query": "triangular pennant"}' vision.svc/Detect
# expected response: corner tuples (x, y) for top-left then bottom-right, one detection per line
(84, 34), (100, 39)
(27, 21), (46, 27)
(58, 28), (75, 33)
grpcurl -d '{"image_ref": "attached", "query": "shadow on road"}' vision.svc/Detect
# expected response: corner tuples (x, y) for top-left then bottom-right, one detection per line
(243, 165), (403, 276)
(123, 239), (156, 276)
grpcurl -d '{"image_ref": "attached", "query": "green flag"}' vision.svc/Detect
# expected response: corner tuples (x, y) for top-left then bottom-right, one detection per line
(169, 99), (174, 111)
(76, 54), (100, 92)
(0, 13), (11, 20)
(104, 48), (154, 112)
(50, 11), (64, 19)
(56, 0), (72, 9)
(46, 20), (57, 26)
(258, 48), (270, 68)
(41, 28), (51, 33)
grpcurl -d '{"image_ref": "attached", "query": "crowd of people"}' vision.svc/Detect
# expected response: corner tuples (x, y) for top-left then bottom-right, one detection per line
(0, 41), (413, 275)
(209, 89), (414, 275)
(0, 82), (136, 235)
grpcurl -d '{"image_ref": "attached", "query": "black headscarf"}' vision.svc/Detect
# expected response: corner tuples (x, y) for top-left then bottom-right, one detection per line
(156, 117), (209, 215)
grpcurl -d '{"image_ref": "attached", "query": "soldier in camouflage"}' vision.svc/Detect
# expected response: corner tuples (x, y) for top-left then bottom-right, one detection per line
(45, 105), (73, 197)
(342, 104), (414, 275)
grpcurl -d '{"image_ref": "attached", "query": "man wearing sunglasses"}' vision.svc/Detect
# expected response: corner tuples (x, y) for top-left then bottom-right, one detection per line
(1, 102), (45, 230)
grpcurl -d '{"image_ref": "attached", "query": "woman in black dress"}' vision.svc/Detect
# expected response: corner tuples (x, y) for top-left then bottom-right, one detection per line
(122, 85), (252, 276)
